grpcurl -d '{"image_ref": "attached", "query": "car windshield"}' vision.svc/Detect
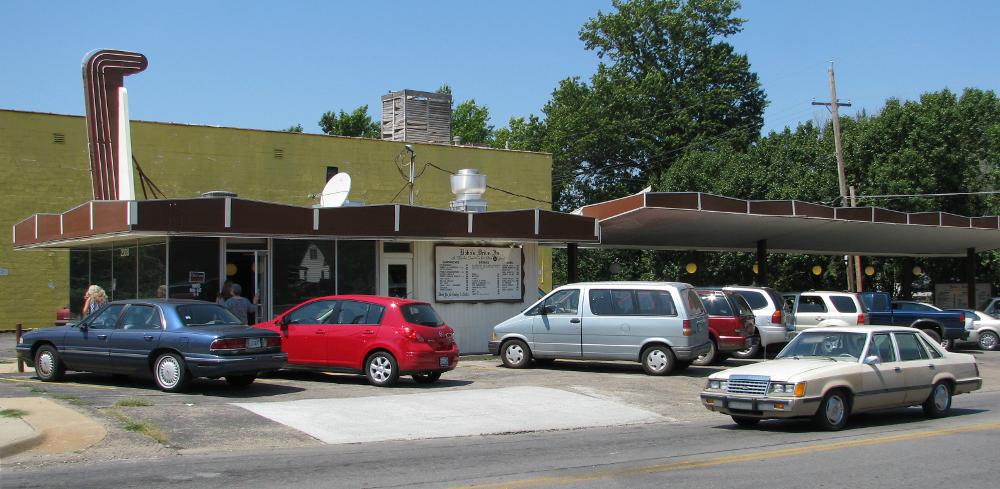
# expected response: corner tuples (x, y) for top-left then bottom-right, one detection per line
(176, 304), (243, 327)
(400, 303), (444, 327)
(776, 331), (868, 361)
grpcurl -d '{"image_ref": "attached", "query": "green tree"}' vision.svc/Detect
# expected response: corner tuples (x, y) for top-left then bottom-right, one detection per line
(318, 105), (380, 138)
(283, 124), (304, 133)
(452, 99), (494, 145)
(544, 0), (766, 212)
(492, 115), (547, 151)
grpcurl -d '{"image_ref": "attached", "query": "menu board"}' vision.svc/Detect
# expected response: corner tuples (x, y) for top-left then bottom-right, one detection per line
(435, 246), (523, 302)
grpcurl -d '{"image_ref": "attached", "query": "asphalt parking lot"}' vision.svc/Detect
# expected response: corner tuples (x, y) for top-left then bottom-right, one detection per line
(3, 332), (999, 469)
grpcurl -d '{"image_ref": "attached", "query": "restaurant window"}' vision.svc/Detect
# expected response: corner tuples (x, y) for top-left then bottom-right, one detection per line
(337, 240), (376, 295)
(138, 242), (166, 299)
(167, 237), (219, 302)
(273, 239), (335, 315)
(69, 249), (90, 316)
(113, 243), (138, 301)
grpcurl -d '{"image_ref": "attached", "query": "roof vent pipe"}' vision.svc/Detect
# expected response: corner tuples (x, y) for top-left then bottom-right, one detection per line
(450, 169), (487, 212)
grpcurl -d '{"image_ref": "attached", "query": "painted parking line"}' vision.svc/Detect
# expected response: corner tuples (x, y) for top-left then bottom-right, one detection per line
(0, 377), (119, 390)
(453, 421), (1000, 489)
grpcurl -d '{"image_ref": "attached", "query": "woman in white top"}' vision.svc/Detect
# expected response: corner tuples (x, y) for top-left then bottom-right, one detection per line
(82, 285), (108, 317)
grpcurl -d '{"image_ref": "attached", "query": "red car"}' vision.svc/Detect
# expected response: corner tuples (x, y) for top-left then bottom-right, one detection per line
(693, 289), (756, 365)
(255, 295), (459, 387)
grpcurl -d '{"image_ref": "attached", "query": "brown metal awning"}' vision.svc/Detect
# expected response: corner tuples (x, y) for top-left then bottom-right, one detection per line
(579, 192), (1000, 257)
(12, 198), (599, 249)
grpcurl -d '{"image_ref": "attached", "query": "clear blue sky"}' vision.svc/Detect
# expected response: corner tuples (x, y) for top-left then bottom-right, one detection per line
(2, 1), (998, 135)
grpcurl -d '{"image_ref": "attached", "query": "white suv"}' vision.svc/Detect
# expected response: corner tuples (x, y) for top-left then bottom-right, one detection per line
(723, 286), (794, 358)
(784, 291), (866, 332)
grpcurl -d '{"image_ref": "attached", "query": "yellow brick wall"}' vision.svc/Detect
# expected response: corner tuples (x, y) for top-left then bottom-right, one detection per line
(0, 109), (553, 330)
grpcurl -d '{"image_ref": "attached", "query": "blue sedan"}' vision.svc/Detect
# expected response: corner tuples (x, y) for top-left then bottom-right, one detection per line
(15, 299), (287, 392)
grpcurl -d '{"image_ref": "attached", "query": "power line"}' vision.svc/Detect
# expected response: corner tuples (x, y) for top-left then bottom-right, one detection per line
(389, 182), (409, 203)
(846, 190), (1000, 204)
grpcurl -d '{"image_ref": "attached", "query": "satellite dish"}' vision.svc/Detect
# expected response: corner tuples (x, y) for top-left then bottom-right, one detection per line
(320, 173), (351, 207)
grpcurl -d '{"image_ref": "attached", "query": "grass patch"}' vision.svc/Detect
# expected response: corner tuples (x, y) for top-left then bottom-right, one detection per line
(113, 398), (153, 408)
(0, 408), (29, 418)
(106, 409), (168, 445)
(29, 386), (47, 393)
(52, 394), (91, 406)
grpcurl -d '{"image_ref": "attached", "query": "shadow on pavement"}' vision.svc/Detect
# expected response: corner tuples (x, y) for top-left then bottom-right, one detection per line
(710, 406), (989, 433)
(507, 359), (732, 378)
(266, 369), (474, 388)
(16, 372), (307, 397)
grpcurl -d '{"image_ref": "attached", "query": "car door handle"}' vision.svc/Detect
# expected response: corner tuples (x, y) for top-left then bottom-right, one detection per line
(363, 330), (376, 335)
(97, 334), (108, 340)
(315, 330), (326, 335)
(928, 364), (935, 369)
(893, 367), (902, 373)
(570, 318), (581, 324)
(143, 335), (154, 341)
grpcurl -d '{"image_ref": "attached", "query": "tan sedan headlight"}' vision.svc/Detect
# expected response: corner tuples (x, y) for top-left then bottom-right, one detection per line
(707, 379), (728, 390)
(769, 382), (806, 397)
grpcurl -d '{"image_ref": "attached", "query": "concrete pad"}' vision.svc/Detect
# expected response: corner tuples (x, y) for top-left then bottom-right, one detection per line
(0, 397), (106, 455)
(234, 386), (663, 444)
(0, 416), (43, 458)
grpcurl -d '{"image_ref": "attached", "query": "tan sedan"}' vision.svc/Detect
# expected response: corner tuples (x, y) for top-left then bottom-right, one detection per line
(700, 326), (982, 430)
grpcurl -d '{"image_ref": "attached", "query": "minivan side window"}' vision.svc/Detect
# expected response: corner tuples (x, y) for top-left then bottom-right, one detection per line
(591, 289), (677, 316)
(829, 295), (858, 313)
(635, 290), (677, 316)
(528, 289), (580, 315)
(798, 295), (827, 313)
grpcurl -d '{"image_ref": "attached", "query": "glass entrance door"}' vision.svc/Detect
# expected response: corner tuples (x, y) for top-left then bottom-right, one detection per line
(224, 247), (272, 323)
(380, 257), (412, 298)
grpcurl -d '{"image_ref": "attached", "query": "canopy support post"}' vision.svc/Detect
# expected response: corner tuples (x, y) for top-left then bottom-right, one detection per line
(967, 247), (977, 308)
(756, 239), (768, 287)
(567, 243), (579, 284)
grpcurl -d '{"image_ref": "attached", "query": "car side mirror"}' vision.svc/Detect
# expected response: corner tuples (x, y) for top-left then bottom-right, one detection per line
(542, 305), (556, 315)
(863, 355), (880, 365)
(279, 316), (290, 331)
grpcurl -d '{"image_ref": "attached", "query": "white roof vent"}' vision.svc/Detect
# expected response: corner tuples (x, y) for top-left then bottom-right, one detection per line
(450, 169), (487, 212)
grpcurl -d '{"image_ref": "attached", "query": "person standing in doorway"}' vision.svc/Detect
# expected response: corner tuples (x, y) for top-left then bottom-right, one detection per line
(82, 285), (108, 317)
(223, 283), (256, 325)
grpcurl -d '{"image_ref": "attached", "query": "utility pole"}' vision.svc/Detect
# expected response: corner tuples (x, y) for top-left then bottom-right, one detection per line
(405, 144), (415, 205)
(813, 61), (855, 290)
(850, 185), (863, 290)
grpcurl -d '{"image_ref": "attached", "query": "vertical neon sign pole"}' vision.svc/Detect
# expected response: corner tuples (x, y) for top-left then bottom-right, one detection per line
(82, 50), (147, 200)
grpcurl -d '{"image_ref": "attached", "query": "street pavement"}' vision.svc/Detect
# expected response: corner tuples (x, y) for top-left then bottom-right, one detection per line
(5, 390), (999, 488)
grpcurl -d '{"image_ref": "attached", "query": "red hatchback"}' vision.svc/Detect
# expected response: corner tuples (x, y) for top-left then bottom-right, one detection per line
(693, 289), (756, 366)
(255, 295), (459, 387)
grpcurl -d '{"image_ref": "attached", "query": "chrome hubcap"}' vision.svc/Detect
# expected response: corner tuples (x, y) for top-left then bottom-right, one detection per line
(933, 384), (949, 411)
(647, 350), (667, 371)
(369, 356), (392, 382)
(980, 332), (998, 350)
(505, 345), (524, 364)
(156, 356), (181, 388)
(825, 396), (845, 425)
(37, 351), (54, 377)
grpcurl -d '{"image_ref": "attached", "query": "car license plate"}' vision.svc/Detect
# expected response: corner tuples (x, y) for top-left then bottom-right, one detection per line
(247, 338), (262, 349)
(728, 400), (754, 410)
(439, 356), (449, 367)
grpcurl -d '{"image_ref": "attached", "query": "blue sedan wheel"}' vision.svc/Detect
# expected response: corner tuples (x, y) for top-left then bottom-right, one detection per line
(35, 345), (66, 382)
(154, 352), (190, 392)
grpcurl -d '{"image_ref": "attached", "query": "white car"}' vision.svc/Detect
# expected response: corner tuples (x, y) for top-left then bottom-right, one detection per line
(724, 286), (794, 358)
(784, 291), (866, 331)
(956, 309), (1000, 351)
(700, 326), (982, 430)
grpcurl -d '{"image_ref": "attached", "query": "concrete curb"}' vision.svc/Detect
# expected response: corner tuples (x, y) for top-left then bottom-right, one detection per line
(0, 397), (107, 458)
(0, 417), (44, 459)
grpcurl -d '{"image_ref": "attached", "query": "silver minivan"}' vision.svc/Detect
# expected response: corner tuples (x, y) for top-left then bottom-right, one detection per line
(488, 282), (711, 375)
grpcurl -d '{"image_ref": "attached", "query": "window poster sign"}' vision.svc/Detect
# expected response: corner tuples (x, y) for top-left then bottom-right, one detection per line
(435, 246), (523, 302)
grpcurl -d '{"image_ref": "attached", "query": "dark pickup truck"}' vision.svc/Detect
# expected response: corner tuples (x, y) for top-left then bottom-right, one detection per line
(860, 292), (966, 349)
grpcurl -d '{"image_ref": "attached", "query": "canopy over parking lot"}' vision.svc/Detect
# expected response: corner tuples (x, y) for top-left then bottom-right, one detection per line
(577, 192), (1000, 257)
